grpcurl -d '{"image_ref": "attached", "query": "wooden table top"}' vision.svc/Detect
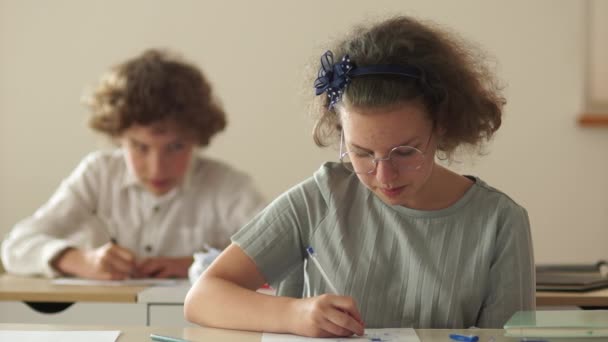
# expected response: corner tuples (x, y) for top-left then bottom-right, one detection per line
(0, 274), (146, 303)
(3, 273), (608, 307)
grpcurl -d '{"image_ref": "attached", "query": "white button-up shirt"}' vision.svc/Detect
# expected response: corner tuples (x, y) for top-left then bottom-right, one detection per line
(1, 150), (266, 277)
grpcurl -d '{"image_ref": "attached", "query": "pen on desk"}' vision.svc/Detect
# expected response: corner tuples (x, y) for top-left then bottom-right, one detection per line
(149, 333), (188, 342)
(306, 246), (339, 294)
(449, 334), (479, 342)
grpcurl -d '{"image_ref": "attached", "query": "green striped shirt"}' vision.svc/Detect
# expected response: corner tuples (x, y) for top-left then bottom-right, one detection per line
(233, 162), (534, 328)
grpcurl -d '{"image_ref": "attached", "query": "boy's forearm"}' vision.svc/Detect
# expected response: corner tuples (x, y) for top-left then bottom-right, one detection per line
(51, 247), (86, 277)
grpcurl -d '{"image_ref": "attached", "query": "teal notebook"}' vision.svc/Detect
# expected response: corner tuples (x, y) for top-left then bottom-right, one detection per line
(504, 310), (608, 338)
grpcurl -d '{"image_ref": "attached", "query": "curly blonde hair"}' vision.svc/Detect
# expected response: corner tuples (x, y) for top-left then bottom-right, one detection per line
(85, 49), (226, 146)
(311, 16), (505, 159)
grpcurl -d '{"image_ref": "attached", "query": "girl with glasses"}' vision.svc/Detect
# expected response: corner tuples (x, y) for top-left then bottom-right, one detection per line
(185, 15), (534, 337)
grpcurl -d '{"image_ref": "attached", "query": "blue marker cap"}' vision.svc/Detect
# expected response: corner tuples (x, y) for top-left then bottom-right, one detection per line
(449, 334), (479, 342)
(306, 246), (314, 254)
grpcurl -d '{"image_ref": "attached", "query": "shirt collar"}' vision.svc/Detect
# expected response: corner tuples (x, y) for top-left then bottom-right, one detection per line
(180, 151), (197, 190)
(121, 152), (140, 190)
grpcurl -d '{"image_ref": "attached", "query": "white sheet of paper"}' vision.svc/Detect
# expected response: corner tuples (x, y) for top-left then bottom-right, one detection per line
(262, 328), (420, 341)
(0, 330), (120, 342)
(52, 277), (180, 287)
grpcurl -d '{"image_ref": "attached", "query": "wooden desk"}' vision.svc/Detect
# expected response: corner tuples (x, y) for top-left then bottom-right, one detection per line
(0, 274), (150, 325)
(536, 287), (608, 307)
(0, 324), (516, 341)
(0, 274), (275, 327)
(0, 274), (145, 303)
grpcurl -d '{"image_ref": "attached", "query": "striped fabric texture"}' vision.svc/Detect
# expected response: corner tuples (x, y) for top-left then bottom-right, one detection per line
(233, 162), (534, 329)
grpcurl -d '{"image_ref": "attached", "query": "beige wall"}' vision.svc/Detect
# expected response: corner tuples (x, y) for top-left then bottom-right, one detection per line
(589, 0), (608, 108)
(1, 0), (606, 264)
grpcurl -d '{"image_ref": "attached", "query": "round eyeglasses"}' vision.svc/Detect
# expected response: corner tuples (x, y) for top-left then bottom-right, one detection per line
(339, 132), (430, 174)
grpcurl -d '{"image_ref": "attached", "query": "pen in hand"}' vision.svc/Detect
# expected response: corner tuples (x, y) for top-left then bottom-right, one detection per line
(307, 246), (365, 333)
(98, 215), (136, 277)
(306, 246), (339, 294)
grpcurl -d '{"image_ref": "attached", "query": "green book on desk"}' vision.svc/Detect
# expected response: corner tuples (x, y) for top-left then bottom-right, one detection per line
(504, 310), (608, 338)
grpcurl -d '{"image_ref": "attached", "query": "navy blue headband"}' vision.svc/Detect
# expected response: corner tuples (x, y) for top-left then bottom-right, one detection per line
(314, 50), (422, 108)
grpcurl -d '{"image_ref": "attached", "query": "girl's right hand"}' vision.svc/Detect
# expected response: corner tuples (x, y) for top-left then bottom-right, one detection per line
(288, 294), (365, 337)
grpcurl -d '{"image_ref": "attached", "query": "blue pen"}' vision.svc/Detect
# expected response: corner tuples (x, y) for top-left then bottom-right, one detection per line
(449, 334), (479, 342)
(306, 246), (339, 294)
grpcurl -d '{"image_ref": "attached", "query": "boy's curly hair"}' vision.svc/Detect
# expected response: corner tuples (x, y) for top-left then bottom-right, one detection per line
(85, 49), (226, 146)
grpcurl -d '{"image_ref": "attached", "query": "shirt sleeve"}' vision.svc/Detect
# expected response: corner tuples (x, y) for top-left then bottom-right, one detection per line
(477, 204), (535, 328)
(1, 153), (102, 277)
(231, 178), (327, 285)
(218, 173), (267, 239)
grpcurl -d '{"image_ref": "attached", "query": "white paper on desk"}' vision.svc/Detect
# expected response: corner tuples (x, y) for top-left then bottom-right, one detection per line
(0, 330), (120, 342)
(52, 277), (180, 286)
(262, 328), (420, 341)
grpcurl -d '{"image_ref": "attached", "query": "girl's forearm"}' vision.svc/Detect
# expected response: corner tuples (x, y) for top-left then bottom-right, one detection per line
(184, 275), (298, 333)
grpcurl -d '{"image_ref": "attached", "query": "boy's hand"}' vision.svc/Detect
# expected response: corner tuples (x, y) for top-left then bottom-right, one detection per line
(134, 256), (193, 278)
(82, 242), (136, 280)
(52, 243), (136, 280)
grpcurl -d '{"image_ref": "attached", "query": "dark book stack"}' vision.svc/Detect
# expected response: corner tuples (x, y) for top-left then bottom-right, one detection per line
(536, 260), (608, 292)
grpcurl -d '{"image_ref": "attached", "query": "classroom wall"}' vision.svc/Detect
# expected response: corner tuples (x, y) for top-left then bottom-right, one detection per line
(1, 0), (606, 264)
